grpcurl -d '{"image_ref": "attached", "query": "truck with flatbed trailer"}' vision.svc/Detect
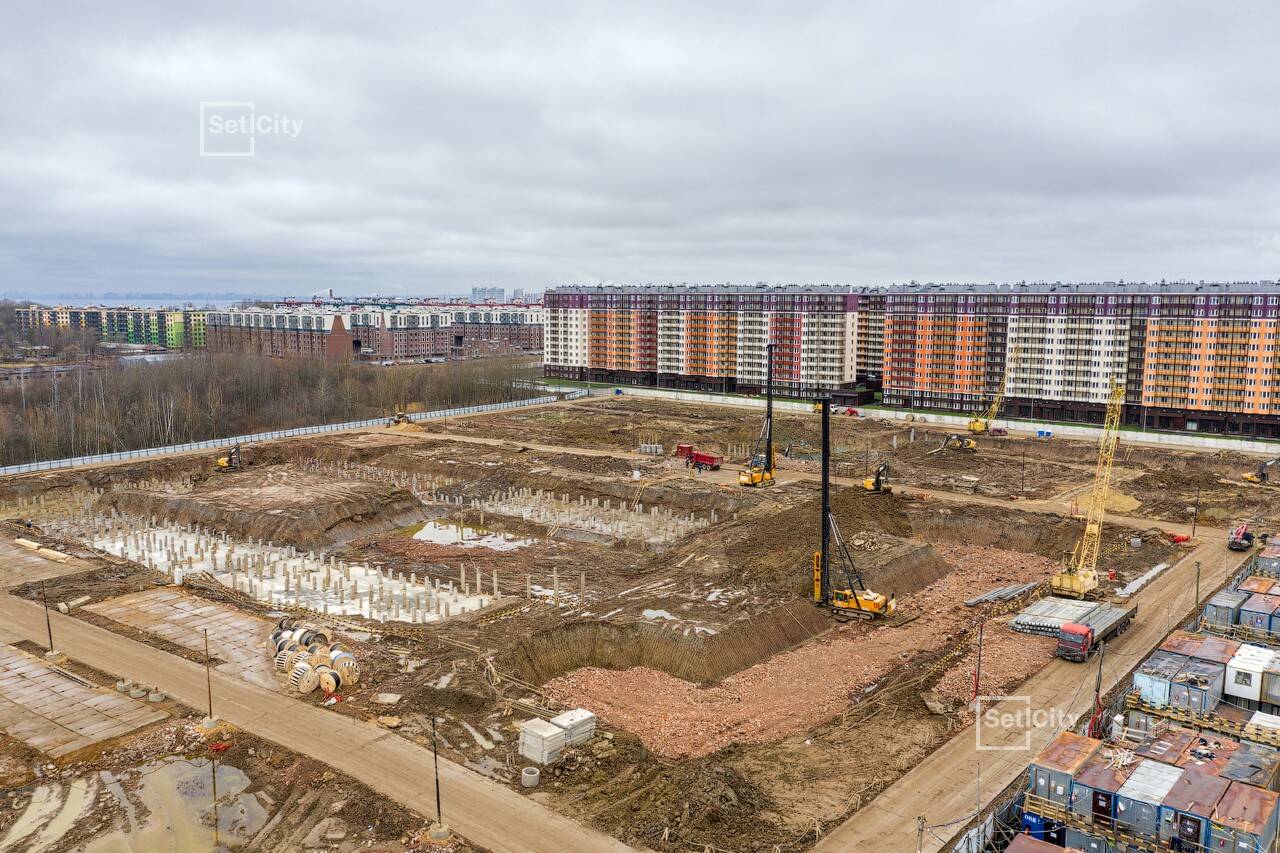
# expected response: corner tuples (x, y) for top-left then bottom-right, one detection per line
(1056, 602), (1137, 661)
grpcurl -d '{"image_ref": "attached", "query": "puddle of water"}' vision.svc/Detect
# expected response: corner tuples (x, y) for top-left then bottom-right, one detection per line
(409, 520), (533, 551)
(28, 776), (97, 853)
(85, 757), (267, 853)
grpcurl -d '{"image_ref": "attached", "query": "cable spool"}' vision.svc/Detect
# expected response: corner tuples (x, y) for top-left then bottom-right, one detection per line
(310, 632), (330, 646)
(308, 651), (333, 668)
(334, 661), (359, 686)
(284, 648), (308, 671)
(330, 651), (356, 668)
(289, 661), (319, 693)
(318, 667), (342, 694)
(329, 642), (350, 655)
(278, 617), (295, 631)
(289, 628), (307, 644)
(306, 643), (330, 656)
(274, 649), (291, 671)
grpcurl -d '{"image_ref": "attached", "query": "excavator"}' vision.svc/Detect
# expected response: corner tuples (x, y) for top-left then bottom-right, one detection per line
(927, 434), (978, 455)
(969, 343), (1019, 434)
(812, 398), (896, 620)
(863, 462), (891, 494)
(1051, 381), (1125, 598)
(1244, 458), (1280, 485)
(214, 444), (242, 473)
(740, 343), (777, 487)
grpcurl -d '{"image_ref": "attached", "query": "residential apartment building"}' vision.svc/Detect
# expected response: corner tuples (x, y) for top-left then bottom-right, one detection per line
(545, 286), (864, 396)
(16, 306), (208, 349)
(543, 281), (1280, 436)
(205, 303), (544, 363)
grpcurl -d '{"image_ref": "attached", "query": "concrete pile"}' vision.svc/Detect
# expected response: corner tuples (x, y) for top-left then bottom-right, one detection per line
(473, 487), (712, 548)
(50, 512), (495, 624)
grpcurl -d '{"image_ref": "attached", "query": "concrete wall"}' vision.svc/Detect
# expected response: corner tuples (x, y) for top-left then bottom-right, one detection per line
(547, 382), (1280, 455)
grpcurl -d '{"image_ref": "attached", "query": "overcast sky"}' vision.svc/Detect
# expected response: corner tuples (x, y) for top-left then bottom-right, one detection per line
(2, 2), (1278, 298)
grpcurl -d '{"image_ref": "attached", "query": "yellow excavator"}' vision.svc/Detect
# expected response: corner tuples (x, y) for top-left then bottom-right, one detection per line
(927, 434), (978, 455)
(740, 343), (777, 487)
(969, 343), (1019, 434)
(1051, 381), (1125, 598)
(863, 462), (891, 494)
(214, 444), (242, 473)
(1244, 458), (1279, 485)
(812, 397), (896, 620)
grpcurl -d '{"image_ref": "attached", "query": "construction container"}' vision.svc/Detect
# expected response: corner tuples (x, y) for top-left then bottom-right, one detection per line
(1227, 644), (1277, 706)
(1222, 742), (1280, 790)
(1203, 590), (1249, 632)
(1114, 759), (1183, 840)
(1262, 661), (1280, 708)
(1209, 780), (1280, 853)
(1133, 650), (1189, 707)
(1246, 711), (1280, 750)
(1068, 752), (1137, 829)
(1158, 768), (1229, 850)
(1241, 575), (1279, 595)
(1258, 544), (1280, 575)
(1063, 826), (1108, 853)
(1191, 634), (1243, 666)
(1017, 812), (1064, 845)
(1027, 731), (1102, 807)
(674, 444), (693, 458)
(1136, 727), (1199, 767)
(1170, 657), (1226, 715)
(1004, 834), (1066, 853)
(1241, 593), (1280, 635)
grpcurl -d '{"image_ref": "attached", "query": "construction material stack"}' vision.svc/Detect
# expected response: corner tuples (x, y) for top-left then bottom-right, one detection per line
(550, 708), (597, 746)
(519, 718), (567, 765)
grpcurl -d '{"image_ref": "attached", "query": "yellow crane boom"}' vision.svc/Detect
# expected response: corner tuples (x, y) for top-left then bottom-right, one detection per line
(969, 342), (1020, 434)
(1051, 380), (1125, 598)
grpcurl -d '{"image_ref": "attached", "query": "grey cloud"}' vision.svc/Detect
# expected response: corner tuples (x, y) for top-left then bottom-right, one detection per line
(1, 1), (1279, 297)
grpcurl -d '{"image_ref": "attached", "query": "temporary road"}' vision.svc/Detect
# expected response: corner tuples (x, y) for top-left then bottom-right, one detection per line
(0, 585), (635, 853)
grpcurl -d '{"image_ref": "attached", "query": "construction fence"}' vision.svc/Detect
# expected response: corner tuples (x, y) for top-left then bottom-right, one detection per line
(0, 390), (588, 478)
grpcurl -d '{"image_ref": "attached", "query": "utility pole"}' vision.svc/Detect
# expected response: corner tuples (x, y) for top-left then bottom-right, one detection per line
(1088, 642), (1107, 738)
(1020, 445), (1026, 494)
(916, 816), (925, 852)
(40, 580), (61, 663)
(201, 628), (216, 728)
(428, 715), (451, 840)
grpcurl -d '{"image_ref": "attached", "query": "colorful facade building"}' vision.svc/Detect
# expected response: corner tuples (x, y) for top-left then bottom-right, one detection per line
(16, 306), (208, 349)
(543, 281), (1280, 436)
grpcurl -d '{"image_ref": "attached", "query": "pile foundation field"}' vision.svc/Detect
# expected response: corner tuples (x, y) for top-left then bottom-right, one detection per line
(0, 394), (1237, 851)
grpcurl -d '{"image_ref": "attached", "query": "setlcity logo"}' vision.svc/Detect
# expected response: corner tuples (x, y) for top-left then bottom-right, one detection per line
(973, 696), (1072, 752)
(199, 102), (303, 157)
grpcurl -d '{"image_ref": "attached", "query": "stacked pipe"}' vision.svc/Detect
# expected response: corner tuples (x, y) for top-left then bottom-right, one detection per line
(267, 617), (360, 695)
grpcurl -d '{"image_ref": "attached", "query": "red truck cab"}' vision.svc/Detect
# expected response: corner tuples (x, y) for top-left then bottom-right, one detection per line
(1057, 623), (1094, 662)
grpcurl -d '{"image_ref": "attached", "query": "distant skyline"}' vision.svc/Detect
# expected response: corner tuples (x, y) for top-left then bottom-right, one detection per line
(3, 3), (1280, 296)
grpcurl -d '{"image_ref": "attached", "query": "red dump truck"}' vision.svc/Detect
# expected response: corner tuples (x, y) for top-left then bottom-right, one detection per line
(688, 450), (723, 471)
(1056, 602), (1137, 662)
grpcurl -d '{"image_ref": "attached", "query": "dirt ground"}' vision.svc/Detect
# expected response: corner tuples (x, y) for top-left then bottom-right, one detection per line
(0, 394), (1220, 852)
(0, 653), (470, 853)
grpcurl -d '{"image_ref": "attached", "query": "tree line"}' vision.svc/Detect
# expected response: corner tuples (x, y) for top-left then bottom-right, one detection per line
(0, 353), (535, 466)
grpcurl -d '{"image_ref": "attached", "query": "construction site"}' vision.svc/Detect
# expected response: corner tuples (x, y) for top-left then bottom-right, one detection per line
(0, 385), (1271, 852)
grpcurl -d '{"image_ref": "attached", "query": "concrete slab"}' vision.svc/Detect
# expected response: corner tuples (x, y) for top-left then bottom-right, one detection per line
(84, 588), (279, 690)
(0, 644), (166, 758)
